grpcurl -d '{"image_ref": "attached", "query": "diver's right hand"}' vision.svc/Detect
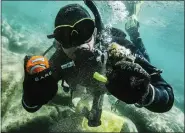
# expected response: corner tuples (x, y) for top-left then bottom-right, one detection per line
(23, 55), (58, 106)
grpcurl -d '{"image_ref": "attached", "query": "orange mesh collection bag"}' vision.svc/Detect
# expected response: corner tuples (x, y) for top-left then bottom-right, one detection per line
(26, 56), (49, 74)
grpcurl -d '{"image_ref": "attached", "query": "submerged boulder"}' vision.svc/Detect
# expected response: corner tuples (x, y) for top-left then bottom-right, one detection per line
(82, 110), (137, 132)
(2, 36), (9, 49)
(113, 99), (184, 132)
(2, 20), (28, 53)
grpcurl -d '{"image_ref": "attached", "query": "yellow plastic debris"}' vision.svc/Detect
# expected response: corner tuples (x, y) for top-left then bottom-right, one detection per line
(93, 72), (107, 83)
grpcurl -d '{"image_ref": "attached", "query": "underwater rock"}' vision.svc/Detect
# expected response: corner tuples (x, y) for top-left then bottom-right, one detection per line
(114, 99), (184, 132)
(174, 97), (184, 112)
(2, 48), (24, 82)
(2, 20), (14, 39)
(26, 46), (44, 55)
(2, 20), (28, 53)
(48, 108), (83, 132)
(49, 101), (138, 132)
(71, 94), (138, 132)
(82, 110), (138, 132)
(8, 37), (28, 54)
(2, 36), (9, 49)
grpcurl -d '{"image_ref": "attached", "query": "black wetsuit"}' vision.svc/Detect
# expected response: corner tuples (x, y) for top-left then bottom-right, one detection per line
(22, 27), (174, 113)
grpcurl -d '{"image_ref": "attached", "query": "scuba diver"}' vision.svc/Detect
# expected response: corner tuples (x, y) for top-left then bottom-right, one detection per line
(22, 0), (174, 127)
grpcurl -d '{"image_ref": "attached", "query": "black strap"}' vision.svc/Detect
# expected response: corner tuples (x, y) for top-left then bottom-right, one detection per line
(42, 44), (55, 56)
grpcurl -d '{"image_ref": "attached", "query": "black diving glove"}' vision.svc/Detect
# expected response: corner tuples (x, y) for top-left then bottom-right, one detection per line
(23, 55), (58, 108)
(106, 60), (151, 104)
(105, 43), (151, 105)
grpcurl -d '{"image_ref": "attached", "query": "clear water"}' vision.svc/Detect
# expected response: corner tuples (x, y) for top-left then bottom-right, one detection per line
(1, 1), (184, 132)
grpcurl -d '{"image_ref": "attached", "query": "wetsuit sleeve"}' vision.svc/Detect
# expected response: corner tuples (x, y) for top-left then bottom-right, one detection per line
(143, 75), (174, 113)
(134, 56), (174, 112)
(22, 92), (42, 113)
(110, 27), (150, 62)
(132, 37), (150, 62)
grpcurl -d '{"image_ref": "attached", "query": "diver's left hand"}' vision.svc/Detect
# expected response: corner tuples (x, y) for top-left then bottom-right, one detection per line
(105, 60), (151, 104)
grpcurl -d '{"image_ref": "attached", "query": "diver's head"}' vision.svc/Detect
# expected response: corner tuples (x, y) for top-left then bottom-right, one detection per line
(48, 4), (97, 60)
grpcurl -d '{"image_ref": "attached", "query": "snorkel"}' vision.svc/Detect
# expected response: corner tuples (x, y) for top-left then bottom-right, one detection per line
(83, 0), (104, 35)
